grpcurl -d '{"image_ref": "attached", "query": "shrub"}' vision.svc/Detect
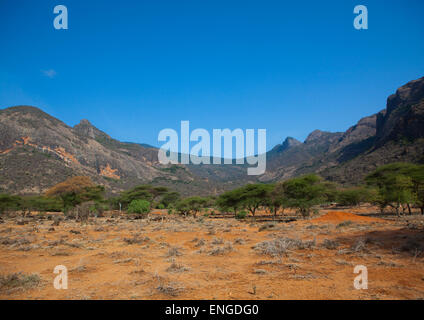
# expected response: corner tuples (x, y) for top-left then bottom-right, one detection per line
(157, 203), (165, 209)
(321, 239), (340, 250)
(235, 211), (247, 220)
(0, 273), (41, 291)
(253, 238), (315, 257)
(336, 220), (353, 228)
(127, 200), (150, 215)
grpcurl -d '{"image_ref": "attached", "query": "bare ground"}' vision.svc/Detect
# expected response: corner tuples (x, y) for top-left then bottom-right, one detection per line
(0, 208), (423, 300)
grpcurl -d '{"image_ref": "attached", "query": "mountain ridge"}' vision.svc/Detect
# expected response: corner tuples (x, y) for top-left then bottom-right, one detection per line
(1, 76), (423, 195)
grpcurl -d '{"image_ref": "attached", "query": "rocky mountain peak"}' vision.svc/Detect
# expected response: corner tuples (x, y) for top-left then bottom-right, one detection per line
(282, 137), (302, 149)
(270, 137), (302, 154)
(387, 77), (424, 114)
(376, 76), (424, 145)
(305, 130), (325, 144)
(73, 119), (109, 140)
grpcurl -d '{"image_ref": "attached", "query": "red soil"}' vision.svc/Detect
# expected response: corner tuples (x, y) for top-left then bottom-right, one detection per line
(310, 211), (384, 224)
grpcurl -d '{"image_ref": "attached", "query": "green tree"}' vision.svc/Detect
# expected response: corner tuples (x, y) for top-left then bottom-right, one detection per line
(118, 185), (154, 209)
(175, 199), (191, 216)
(127, 199), (151, 215)
(19, 196), (62, 215)
(0, 194), (21, 215)
(404, 164), (424, 215)
(160, 191), (180, 208)
(267, 183), (289, 216)
(237, 184), (270, 217)
(366, 163), (416, 216)
(216, 188), (243, 215)
(175, 197), (208, 217)
(283, 174), (326, 217)
(337, 187), (370, 207)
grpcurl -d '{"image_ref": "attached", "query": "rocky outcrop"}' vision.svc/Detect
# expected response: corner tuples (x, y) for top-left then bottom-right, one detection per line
(376, 77), (424, 146)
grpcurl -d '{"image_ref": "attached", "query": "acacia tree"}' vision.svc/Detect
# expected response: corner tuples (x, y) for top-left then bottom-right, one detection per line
(237, 184), (270, 217)
(216, 188), (243, 215)
(283, 174), (326, 217)
(175, 196), (208, 217)
(405, 164), (424, 215)
(337, 187), (370, 207)
(175, 198), (191, 216)
(0, 194), (21, 215)
(116, 185), (172, 209)
(366, 163), (416, 216)
(160, 191), (180, 208)
(118, 185), (154, 209)
(45, 176), (104, 213)
(267, 183), (289, 216)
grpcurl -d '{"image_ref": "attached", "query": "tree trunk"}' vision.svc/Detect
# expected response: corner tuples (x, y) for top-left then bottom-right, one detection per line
(395, 204), (400, 217)
(407, 203), (412, 215)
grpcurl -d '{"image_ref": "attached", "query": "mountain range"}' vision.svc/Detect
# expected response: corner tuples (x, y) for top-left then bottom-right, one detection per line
(1, 76), (423, 196)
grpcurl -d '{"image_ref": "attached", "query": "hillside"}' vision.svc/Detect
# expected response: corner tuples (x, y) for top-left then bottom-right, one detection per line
(0, 76), (423, 195)
(262, 76), (424, 185)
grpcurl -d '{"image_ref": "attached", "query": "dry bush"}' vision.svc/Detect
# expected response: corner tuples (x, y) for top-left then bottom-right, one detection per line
(258, 223), (275, 232)
(306, 224), (319, 230)
(71, 258), (88, 272)
(234, 238), (246, 245)
(0, 237), (31, 246)
(208, 241), (234, 256)
(166, 262), (190, 273)
(289, 273), (316, 280)
(194, 239), (206, 247)
(123, 235), (150, 245)
(211, 237), (224, 245)
(255, 259), (280, 265)
(321, 239), (340, 250)
(350, 238), (369, 253)
(377, 260), (401, 267)
(334, 259), (353, 266)
(336, 220), (353, 229)
(156, 281), (184, 296)
(0, 273), (41, 292)
(400, 237), (424, 256)
(253, 238), (315, 257)
(113, 258), (134, 264)
(166, 246), (183, 257)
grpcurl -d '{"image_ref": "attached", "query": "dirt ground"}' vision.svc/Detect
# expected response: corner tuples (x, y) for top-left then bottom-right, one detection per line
(1, 207), (424, 300)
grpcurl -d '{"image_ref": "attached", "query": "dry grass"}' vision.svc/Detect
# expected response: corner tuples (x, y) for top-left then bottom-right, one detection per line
(253, 238), (315, 257)
(0, 273), (41, 293)
(1, 209), (424, 299)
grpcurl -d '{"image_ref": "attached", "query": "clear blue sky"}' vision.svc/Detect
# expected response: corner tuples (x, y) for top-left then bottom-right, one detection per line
(1, 0), (424, 151)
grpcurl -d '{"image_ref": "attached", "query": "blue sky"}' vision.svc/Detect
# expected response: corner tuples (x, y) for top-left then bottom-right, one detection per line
(1, 0), (424, 152)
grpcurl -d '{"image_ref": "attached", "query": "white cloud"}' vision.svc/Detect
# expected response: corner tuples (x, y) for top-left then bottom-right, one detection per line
(42, 69), (57, 78)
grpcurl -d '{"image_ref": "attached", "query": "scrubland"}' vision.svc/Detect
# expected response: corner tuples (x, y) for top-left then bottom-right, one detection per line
(0, 208), (423, 300)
